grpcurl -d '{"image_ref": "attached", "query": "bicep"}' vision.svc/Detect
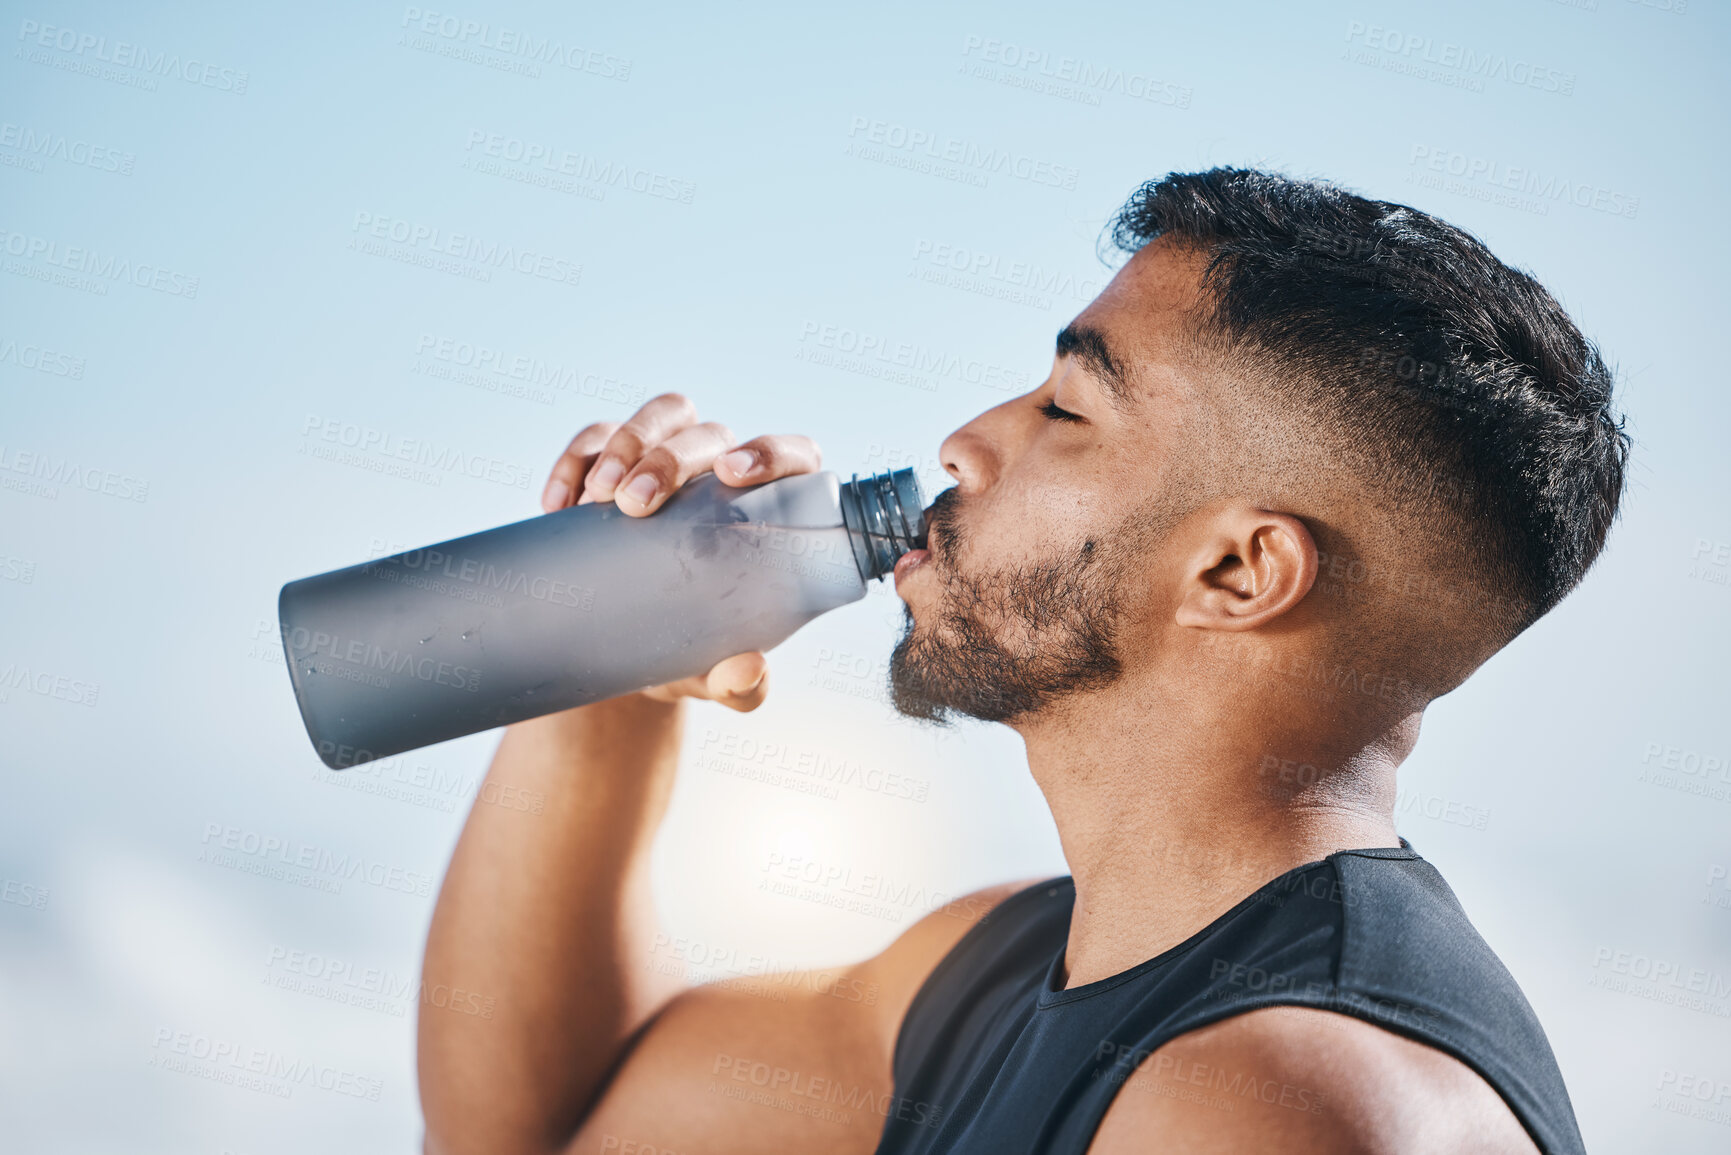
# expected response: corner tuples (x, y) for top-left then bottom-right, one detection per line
(565, 878), (1047, 1155)
(565, 975), (894, 1155)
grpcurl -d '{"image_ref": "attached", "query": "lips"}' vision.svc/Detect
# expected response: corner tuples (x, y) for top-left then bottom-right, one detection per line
(893, 548), (930, 589)
(896, 499), (946, 590)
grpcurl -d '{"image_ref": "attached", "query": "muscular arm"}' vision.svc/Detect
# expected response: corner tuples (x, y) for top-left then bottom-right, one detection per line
(418, 695), (692, 1155)
(418, 394), (1040, 1154)
(1085, 1006), (1543, 1155)
(565, 878), (1040, 1155)
(419, 692), (1035, 1155)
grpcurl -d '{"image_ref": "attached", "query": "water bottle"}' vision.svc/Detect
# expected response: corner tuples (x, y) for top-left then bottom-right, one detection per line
(278, 468), (927, 769)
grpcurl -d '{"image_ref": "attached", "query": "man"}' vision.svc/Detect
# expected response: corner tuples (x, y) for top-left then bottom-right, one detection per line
(417, 168), (1626, 1154)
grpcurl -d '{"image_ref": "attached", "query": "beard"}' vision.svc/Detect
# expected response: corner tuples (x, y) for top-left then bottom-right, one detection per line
(888, 487), (1140, 725)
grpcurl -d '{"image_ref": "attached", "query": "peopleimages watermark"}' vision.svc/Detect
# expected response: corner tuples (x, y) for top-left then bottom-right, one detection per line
(599, 1134), (708, 1155)
(1707, 865), (1731, 913)
(709, 1052), (944, 1129)
(398, 7), (631, 81)
(149, 1027), (382, 1101)
(795, 319), (1030, 395)
(1654, 1068), (1731, 1129)
(0, 335), (85, 378)
(645, 933), (881, 1006)
(845, 115), (1079, 191)
(860, 443), (950, 497)
(1638, 739), (1731, 805)
(364, 542), (598, 612)
(1407, 145), (1638, 219)
(697, 727), (931, 803)
(909, 238), (1106, 312)
(283, 621), (484, 694)
(0, 121), (133, 176)
(1203, 959), (1441, 1033)
(0, 227), (200, 298)
(1197, 632), (1428, 710)
(199, 821), (436, 898)
(299, 413), (536, 490)
(1, 876), (50, 911)
(0, 444), (148, 503)
(1093, 1040), (1326, 1114)
(1393, 787), (1490, 831)
(0, 550), (37, 585)
(347, 211), (582, 288)
(1342, 21), (1576, 96)
(15, 18), (250, 94)
(1588, 946), (1731, 1017)
(1689, 536), (1731, 591)
(305, 742), (546, 816)
(758, 851), (993, 926)
(958, 35), (1192, 109)
(463, 130), (694, 204)
(0, 659), (100, 708)
(263, 944), (496, 1020)
(413, 332), (649, 408)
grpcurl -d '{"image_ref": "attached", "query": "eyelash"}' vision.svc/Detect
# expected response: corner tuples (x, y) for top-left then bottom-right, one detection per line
(1040, 399), (1084, 423)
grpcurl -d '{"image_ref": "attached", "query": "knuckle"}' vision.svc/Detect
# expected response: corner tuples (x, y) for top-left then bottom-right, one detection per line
(603, 427), (648, 461)
(747, 434), (817, 472)
(560, 425), (614, 467)
(738, 433), (778, 460)
(635, 444), (681, 481)
(788, 434), (822, 465)
(649, 391), (696, 417)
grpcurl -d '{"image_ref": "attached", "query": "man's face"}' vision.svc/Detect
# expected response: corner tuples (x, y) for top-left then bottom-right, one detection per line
(889, 240), (1210, 725)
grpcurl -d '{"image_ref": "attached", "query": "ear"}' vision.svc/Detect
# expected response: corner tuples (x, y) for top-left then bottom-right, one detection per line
(1173, 507), (1318, 632)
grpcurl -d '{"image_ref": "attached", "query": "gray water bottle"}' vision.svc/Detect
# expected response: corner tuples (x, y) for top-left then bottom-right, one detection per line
(278, 468), (927, 769)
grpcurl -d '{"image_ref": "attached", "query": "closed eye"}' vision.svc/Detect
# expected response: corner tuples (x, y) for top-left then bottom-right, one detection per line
(1040, 399), (1084, 423)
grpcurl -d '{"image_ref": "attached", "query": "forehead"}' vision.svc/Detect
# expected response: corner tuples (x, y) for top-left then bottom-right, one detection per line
(1066, 238), (1209, 404)
(1078, 238), (1208, 345)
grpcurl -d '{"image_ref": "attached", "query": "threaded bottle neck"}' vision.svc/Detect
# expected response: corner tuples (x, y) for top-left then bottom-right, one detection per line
(839, 469), (929, 582)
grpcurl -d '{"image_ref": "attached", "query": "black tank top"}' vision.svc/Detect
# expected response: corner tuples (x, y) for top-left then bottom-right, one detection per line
(873, 842), (1584, 1155)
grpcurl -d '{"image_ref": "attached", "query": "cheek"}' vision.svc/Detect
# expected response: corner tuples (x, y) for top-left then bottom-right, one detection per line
(1020, 477), (1106, 527)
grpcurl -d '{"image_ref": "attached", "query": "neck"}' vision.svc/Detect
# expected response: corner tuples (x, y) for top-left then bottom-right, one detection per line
(1015, 673), (1417, 990)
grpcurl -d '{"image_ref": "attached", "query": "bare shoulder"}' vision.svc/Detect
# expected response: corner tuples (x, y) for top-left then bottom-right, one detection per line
(852, 874), (1057, 1041)
(563, 876), (1053, 1155)
(1085, 1006), (1542, 1155)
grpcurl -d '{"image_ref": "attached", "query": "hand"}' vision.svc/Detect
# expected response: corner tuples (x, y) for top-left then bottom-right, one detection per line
(539, 392), (823, 713)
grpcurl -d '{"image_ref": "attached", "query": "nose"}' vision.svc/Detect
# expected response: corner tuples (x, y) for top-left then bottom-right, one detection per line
(939, 396), (1020, 494)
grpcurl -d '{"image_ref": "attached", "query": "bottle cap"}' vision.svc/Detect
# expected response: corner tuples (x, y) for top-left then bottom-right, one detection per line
(839, 468), (929, 582)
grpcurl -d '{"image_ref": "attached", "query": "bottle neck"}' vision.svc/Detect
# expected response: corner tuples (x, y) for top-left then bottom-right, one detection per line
(839, 469), (929, 582)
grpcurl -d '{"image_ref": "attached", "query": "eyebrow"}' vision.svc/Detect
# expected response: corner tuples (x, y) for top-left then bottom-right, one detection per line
(1054, 323), (1134, 412)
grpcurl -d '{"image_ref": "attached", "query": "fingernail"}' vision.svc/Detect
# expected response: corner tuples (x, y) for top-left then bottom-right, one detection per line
(718, 449), (756, 478)
(589, 458), (624, 491)
(623, 474), (659, 506)
(543, 479), (570, 510)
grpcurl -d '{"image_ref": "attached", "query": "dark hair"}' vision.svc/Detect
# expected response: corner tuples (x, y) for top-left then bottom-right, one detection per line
(1106, 167), (1630, 629)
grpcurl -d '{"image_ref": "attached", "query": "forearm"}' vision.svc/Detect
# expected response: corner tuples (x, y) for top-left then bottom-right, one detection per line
(418, 694), (691, 1155)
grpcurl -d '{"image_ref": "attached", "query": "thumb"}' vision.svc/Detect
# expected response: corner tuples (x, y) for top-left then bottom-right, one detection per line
(707, 652), (769, 712)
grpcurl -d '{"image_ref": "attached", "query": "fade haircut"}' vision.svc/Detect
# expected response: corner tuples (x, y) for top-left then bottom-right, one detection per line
(1105, 167), (1630, 638)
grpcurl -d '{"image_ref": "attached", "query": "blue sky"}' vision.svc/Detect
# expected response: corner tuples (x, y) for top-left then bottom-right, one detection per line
(2, 1), (1727, 1150)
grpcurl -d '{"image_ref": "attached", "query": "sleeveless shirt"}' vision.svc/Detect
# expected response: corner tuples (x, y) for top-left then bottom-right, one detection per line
(872, 841), (1585, 1155)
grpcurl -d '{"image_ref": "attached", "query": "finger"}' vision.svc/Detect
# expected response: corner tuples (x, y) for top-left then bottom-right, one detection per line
(543, 422), (620, 512)
(706, 652), (770, 712)
(615, 421), (737, 516)
(582, 393), (700, 504)
(712, 434), (824, 488)
(638, 652), (767, 706)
